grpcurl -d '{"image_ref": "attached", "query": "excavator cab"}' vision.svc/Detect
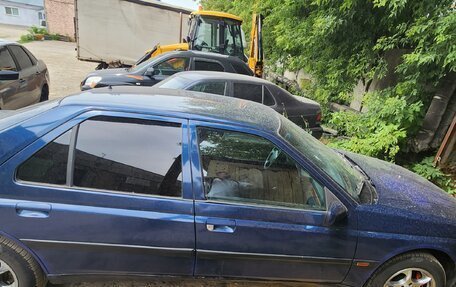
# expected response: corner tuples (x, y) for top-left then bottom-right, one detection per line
(135, 10), (263, 77)
(187, 11), (246, 61)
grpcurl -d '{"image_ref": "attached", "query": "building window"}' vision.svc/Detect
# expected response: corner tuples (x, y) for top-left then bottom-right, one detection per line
(5, 7), (19, 16)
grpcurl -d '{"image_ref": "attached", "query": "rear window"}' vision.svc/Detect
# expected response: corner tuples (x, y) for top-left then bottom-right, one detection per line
(0, 100), (59, 132)
(194, 60), (224, 72)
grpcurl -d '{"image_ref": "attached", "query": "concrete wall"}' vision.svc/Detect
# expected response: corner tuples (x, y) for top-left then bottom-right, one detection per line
(44, 0), (74, 40)
(0, 0), (43, 26)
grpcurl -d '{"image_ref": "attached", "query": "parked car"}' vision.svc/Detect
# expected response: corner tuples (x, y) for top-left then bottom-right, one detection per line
(0, 87), (455, 287)
(80, 50), (253, 90)
(156, 71), (323, 138)
(0, 40), (49, 110)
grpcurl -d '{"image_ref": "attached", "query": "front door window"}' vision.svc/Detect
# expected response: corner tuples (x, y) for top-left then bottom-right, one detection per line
(153, 57), (189, 76)
(197, 127), (326, 210)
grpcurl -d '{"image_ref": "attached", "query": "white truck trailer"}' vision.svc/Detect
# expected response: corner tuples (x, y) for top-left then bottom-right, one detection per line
(75, 0), (192, 68)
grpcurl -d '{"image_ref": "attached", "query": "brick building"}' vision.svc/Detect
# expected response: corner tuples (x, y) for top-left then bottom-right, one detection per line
(44, 0), (74, 40)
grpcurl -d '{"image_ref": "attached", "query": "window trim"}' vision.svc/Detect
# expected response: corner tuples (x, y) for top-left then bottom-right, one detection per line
(199, 199), (329, 214)
(192, 123), (330, 212)
(13, 110), (190, 200)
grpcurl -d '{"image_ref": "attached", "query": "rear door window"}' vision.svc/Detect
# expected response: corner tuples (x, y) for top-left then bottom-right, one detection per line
(8, 45), (34, 70)
(22, 46), (37, 65)
(233, 83), (262, 103)
(194, 60), (225, 72)
(16, 115), (184, 198)
(0, 46), (17, 71)
(73, 116), (183, 197)
(188, 81), (226, 95)
(17, 130), (71, 185)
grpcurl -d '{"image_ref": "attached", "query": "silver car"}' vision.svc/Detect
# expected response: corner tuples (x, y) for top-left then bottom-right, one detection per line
(0, 40), (49, 110)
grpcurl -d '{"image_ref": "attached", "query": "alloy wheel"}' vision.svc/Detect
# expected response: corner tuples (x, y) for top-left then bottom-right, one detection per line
(0, 259), (18, 287)
(384, 268), (435, 287)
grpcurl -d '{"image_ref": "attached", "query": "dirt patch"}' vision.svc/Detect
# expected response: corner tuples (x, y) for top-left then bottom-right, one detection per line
(22, 41), (97, 99)
(0, 24), (27, 41)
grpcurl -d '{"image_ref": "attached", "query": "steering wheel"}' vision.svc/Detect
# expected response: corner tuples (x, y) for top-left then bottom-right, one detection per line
(264, 147), (281, 169)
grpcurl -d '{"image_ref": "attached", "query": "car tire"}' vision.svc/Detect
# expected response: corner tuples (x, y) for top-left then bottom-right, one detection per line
(365, 252), (446, 287)
(0, 236), (46, 287)
(39, 85), (49, 102)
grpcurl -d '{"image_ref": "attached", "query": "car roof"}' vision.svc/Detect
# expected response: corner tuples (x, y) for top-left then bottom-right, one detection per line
(169, 71), (269, 84)
(156, 50), (245, 63)
(59, 86), (282, 133)
(0, 39), (18, 46)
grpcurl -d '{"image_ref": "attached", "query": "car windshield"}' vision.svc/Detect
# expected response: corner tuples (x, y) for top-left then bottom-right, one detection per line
(130, 56), (155, 72)
(193, 16), (244, 59)
(279, 117), (364, 199)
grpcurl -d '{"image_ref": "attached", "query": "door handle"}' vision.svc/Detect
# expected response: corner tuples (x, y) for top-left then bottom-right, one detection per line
(19, 79), (26, 84)
(206, 218), (236, 233)
(16, 202), (51, 218)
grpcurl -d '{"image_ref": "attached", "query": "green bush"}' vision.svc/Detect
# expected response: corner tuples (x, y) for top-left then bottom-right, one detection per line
(410, 157), (455, 195)
(327, 89), (423, 161)
(49, 34), (60, 40)
(19, 34), (35, 43)
(27, 25), (48, 35)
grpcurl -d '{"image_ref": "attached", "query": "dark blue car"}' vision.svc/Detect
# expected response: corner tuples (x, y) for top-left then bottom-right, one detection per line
(0, 87), (454, 287)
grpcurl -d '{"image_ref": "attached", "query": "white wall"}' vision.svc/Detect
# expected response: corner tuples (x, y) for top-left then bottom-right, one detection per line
(0, 1), (43, 27)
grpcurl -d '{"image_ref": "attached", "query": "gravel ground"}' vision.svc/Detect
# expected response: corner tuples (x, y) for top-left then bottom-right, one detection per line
(23, 40), (97, 99)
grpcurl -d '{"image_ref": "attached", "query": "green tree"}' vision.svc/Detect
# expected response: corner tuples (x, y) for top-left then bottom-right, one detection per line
(201, 0), (455, 192)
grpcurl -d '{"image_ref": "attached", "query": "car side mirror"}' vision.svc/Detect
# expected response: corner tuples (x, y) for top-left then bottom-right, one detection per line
(145, 67), (155, 77)
(0, 70), (19, 81)
(323, 188), (348, 226)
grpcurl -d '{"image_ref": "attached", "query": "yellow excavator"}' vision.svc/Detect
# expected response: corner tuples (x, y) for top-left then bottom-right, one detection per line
(135, 10), (264, 77)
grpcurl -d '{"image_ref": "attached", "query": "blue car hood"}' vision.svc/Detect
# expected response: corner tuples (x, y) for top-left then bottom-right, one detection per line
(344, 152), (456, 221)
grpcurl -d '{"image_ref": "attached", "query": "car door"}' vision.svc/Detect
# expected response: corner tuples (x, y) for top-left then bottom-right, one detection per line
(0, 111), (195, 276)
(190, 121), (358, 283)
(0, 46), (20, 109)
(8, 45), (41, 107)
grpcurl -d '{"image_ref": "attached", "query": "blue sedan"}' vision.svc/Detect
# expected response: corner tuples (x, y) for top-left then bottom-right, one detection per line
(0, 87), (454, 287)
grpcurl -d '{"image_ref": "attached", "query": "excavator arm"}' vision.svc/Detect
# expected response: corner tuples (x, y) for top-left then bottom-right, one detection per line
(248, 14), (264, 78)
